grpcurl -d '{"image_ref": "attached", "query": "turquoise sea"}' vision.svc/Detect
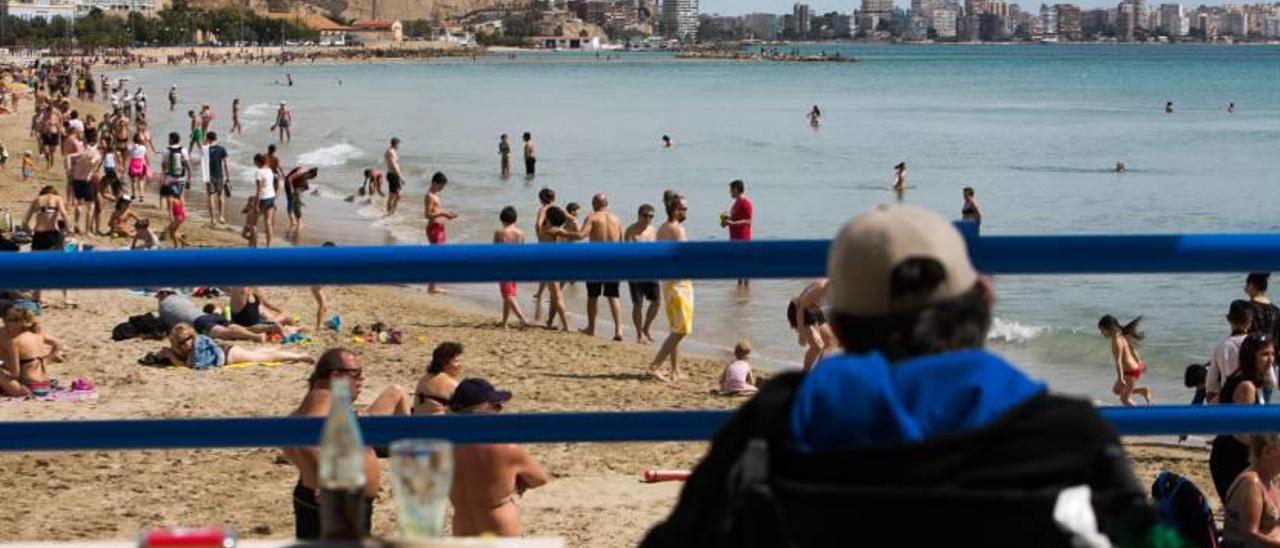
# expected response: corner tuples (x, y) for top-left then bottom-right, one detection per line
(113, 44), (1280, 403)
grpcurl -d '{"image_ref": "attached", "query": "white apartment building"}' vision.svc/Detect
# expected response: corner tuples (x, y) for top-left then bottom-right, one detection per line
(2, 0), (76, 20)
(661, 0), (698, 40)
(76, 0), (156, 17)
(1264, 13), (1280, 37)
(1158, 3), (1186, 35)
(1223, 9), (1248, 35)
(933, 7), (958, 37)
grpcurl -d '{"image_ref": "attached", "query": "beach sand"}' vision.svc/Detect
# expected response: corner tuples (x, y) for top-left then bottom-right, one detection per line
(0, 94), (1218, 545)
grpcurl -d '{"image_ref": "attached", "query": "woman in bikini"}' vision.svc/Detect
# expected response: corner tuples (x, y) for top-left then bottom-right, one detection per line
(1, 307), (63, 397)
(413, 342), (464, 415)
(1224, 433), (1280, 547)
(1098, 314), (1153, 406)
(126, 134), (150, 202)
(790, 279), (835, 372)
(159, 323), (313, 370)
(23, 185), (72, 306)
(1212, 333), (1275, 507)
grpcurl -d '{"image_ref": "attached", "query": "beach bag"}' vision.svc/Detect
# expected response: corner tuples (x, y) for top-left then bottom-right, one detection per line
(1152, 471), (1219, 548)
(165, 148), (186, 179)
(128, 156), (145, 178)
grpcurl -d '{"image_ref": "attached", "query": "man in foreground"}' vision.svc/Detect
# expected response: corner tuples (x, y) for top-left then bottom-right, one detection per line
(282, 348), (410, 539)
(642, 204), (1154, 546)
(449, 378), (548, 536)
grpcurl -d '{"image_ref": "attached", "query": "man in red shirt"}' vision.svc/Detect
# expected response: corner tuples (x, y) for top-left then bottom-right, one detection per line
(722, 179), (753, 288)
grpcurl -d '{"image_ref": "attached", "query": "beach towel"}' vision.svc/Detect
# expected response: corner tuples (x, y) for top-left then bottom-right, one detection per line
(0, 385), (98, 403)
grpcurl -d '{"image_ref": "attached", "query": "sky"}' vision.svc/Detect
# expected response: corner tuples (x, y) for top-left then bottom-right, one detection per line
(697, 0), (1224, 14)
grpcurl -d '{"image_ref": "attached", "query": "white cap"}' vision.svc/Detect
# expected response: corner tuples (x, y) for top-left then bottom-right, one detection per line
(827, 204), (978, 317)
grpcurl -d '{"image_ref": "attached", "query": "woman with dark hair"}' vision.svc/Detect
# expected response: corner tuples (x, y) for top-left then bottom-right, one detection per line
(807, 105), (821, 127)
(541, 206), (570, 332)
(413, 342), (464, 415)
(892, 162), (908, 191)
(1099, 314), (1152, 406)
(1211, 333), (1275, 506)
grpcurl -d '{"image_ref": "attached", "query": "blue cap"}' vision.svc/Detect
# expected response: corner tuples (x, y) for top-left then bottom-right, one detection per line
(449, 378), (512, 411)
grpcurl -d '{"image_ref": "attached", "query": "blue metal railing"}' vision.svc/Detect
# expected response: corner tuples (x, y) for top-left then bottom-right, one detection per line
(0, 405), (1276, 452)
(4, 231), (1280, 451)
(8, 231), (1280, 290)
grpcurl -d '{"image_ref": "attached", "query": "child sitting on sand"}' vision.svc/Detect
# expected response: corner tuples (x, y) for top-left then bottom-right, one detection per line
(717, 339), (758, 397)
(131, 218), (160, 250)
(107, 197), (139, 237)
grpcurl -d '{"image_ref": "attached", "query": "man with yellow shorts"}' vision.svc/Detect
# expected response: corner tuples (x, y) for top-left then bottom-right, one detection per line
(648, 194), (692, 381)
(664, 280), (694, 336)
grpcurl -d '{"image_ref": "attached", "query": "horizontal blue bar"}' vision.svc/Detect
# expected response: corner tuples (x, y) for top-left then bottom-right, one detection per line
(7, 233), (1280, 290)
(0, 406), (1274, 452)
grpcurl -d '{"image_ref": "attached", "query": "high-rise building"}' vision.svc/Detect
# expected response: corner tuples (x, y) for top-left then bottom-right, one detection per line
(1054, 3), (1082, 39)
(933, 7), (959, 36)
(792, 2), (812, 35)
(863, 0), (892, 16)
(1040, 3), (1058, 36)
(661, 0), (699, 40)
(1223, 9), (1248, 36)
(1158, 3), (1184, 35)
(1265, 14), (1280, 38)
(742, 12), (779, 39)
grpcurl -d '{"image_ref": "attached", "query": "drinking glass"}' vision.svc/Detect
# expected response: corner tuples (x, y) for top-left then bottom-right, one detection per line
(389, 438), (454, 539)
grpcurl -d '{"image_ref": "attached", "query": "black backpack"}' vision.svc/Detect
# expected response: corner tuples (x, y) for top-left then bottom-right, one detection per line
(643, 373), (1168, 548)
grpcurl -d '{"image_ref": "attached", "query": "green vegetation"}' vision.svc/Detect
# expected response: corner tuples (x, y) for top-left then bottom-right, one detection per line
(0, 0), (317, 48)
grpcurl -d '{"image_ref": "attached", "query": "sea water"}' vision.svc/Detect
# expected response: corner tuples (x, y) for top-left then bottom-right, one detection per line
(113, 44), (1280, 403)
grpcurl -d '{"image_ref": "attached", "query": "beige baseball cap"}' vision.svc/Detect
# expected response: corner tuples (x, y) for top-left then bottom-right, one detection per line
(827, 204), (978, 317)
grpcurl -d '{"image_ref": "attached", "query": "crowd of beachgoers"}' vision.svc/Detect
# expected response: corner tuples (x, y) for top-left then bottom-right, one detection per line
(3, 57), (1279, 546)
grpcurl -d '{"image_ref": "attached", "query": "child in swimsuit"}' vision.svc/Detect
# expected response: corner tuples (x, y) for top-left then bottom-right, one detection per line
(1099, 314), (1153, 406)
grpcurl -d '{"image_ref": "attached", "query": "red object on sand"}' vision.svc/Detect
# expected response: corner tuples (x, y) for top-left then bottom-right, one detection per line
(138, 527), (235, 548)
(642, 469), (691, 483)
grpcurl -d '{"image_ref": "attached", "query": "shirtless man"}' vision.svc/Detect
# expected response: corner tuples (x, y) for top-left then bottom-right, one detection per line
(498, 134), (511, 177)
(494, 207), (528, 328)
(384, 138), (403, 215)
(448, 379), (548, 537)
(40, 106), (63, 170)
(647, 195), (692, 381)
(167, 85), (177, 111)
(231, 98), (243, 135)
(66, 139), (102, 235)
(555, 194), (625, 341)
(521, 132), (535, 177)
(624, 204), (661, 344)
(425, 172), (457, 295)
(281, 348), (411, 540)
(274, 101), (291, 143)
(531, 188), (557, 321)
(790, 279), (836, 371)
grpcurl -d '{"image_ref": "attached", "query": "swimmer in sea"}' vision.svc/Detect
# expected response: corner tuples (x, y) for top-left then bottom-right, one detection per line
(1165, 101), (1174, 114)
(1115, 162), (1126, 174)
(1228, 102), (1236, 114)
(662, 135), (672, 148)
(892, 162), (907, 191)
(807, 105), (821, 127)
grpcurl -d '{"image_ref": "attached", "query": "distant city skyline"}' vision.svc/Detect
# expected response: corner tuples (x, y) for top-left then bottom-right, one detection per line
(699, 0), (1237, 15)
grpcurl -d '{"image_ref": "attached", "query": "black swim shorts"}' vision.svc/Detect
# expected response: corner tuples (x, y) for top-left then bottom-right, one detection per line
(787, 301), (827, 328)
(587, 281), (620, 299)
(30, 230), (64, 252)
(628, 281), (659, 304)
(387, 172), (402, 194)
(72, 180), (94, 202)
(192, 313), (229, 335)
